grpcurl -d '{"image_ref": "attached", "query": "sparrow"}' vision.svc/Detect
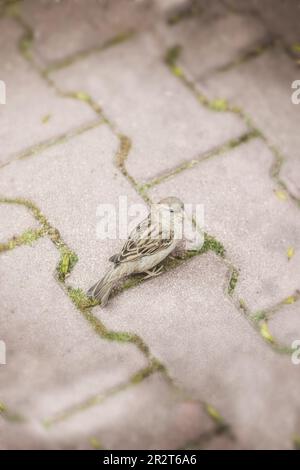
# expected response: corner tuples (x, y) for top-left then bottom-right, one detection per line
(87, 196), (184, 306)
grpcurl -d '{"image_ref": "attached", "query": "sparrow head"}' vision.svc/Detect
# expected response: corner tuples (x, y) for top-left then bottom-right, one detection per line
(158, 196), (184, 214)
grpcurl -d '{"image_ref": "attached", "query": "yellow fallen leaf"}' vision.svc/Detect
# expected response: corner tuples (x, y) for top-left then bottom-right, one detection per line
(210, 98), (228, 112)
(284, 296), (296, 304)
(293, 434), (300, 450)
(171, 65), (184, 77)
(287, 247), (294, 260)
(275, 190), (287, 201)
(90, 437), (102, 450)
(74, 91), (91, 102)
(205, 403), (223, 424)
(260, 322), (274, 343)
(42, 114), (51, 124)
(0, 402), (6, 413)
(292, 44), (300, 53)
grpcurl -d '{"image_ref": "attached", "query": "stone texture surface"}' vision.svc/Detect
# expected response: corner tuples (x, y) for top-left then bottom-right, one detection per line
(268, 302), (300, 347)
(21, 0), (155, 68)
(50, 33), (247, 183)
(0, 203), (38, 243)
(99, 254), (300, 449)
(0, 125), (146, 291)
(0, 17), (95, 166)
(42, 374), (216, 450)
(224, 0), (300, 46)
(0, 240), (146, 426)
(1, 0), (300, 451)
(149, 139), (300, 312)
(158, 11), (267, 79)
(199, 48), (300, 199)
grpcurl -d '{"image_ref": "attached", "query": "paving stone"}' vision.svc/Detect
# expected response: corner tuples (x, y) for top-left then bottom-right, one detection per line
(0, 17), (95, 166)
(0, 203), (38, 243)
(268, 302), (300, 348)
(224, 0), (300, 46)
(149, 138), (300, 312)
(50, 33), (247, 183)
(99, 253), (300, 449)
(44, 374), (215, 450)
(0, 125), (147, 291)
(199, 47), (300, 199)
(201, 433), (243, 450)
(0, 420), (51, 450)
(21, 0), (155, 68)
(155, 0), (191, 15)
(0, 239), (146, 433)
(157, 11), (267, 79)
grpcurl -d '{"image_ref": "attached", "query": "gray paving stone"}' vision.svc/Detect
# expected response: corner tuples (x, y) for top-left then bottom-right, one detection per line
(0, 420), (51, 450)
(201, 433), (243, 450)
(224, 0), (300, 46)
(199, 47), (300, 199)
(44, 374), (215, 450)
(157, 11), (267, 79)
(50, 33), (247, 183)
(268, 302), (300, 348)
(155, 0), (189, 12)
(148, 138), (300, 312)
(0, 17), (95, 166)
(99, 253), (300, 449)
(0, 125), (146, 291)
(20, 0), (155, 68)
(0, 203), (38, 243)
(0, 238), (146, 436)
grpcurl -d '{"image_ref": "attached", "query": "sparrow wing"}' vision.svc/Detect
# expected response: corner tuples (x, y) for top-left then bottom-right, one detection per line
(112, 214), (174, 265)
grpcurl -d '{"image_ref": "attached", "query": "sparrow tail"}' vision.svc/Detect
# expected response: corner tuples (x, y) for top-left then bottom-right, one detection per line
(87, 266), (121, 306)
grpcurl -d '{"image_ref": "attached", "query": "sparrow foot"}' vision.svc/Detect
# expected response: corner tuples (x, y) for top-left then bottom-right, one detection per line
(143, 265), (164, 280)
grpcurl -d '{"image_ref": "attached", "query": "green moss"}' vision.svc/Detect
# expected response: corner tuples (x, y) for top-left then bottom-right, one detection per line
(41, 114), (51, 124)
(292, 44), (300, 53)
(57, 247), (78, 281)
(130, 359), (165, 385)
(0, 227), (45, 253)
(0, 402), (24, 422)
(238, 298), (247, 313)
(89, 437), (103, 450)
(115, 134), (132, 169)
(3, 0), (20, 17)
(19, 28), (33, 60)
(251, 310), (266, 323)
(209, 98), (229, 112)
(293, 434), (300, 450)
(104, 30), (134, 48)
(167, 3), (201, 25)
(165, 45), (182, 67)
(200, 233), (226, 257)
(44, 30), (134, 74)
(122, 276), (141, 290)
(68, 288), (98, 310)
(228, 268), (239, 295)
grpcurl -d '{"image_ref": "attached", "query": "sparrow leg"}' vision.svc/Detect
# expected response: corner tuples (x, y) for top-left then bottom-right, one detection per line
(143, 265), (164, 279)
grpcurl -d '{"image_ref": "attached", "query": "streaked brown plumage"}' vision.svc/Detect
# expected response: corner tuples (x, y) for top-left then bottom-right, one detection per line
(87, 197), (184, 306)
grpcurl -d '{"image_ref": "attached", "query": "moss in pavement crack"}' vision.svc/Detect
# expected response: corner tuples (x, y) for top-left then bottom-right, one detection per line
(164, 44), (300, 208)
(0, 401), (25, 423)
(57, 247), (78, 281)
(139, 130), (258, 190)
(0, 227), (46, 253)
(228, 268), (239, 296)
(43, 30), (135, 75)
(43, 359), (165, 427)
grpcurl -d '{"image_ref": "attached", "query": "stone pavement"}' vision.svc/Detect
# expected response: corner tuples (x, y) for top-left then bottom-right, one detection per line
(0, 0), (300, 450)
